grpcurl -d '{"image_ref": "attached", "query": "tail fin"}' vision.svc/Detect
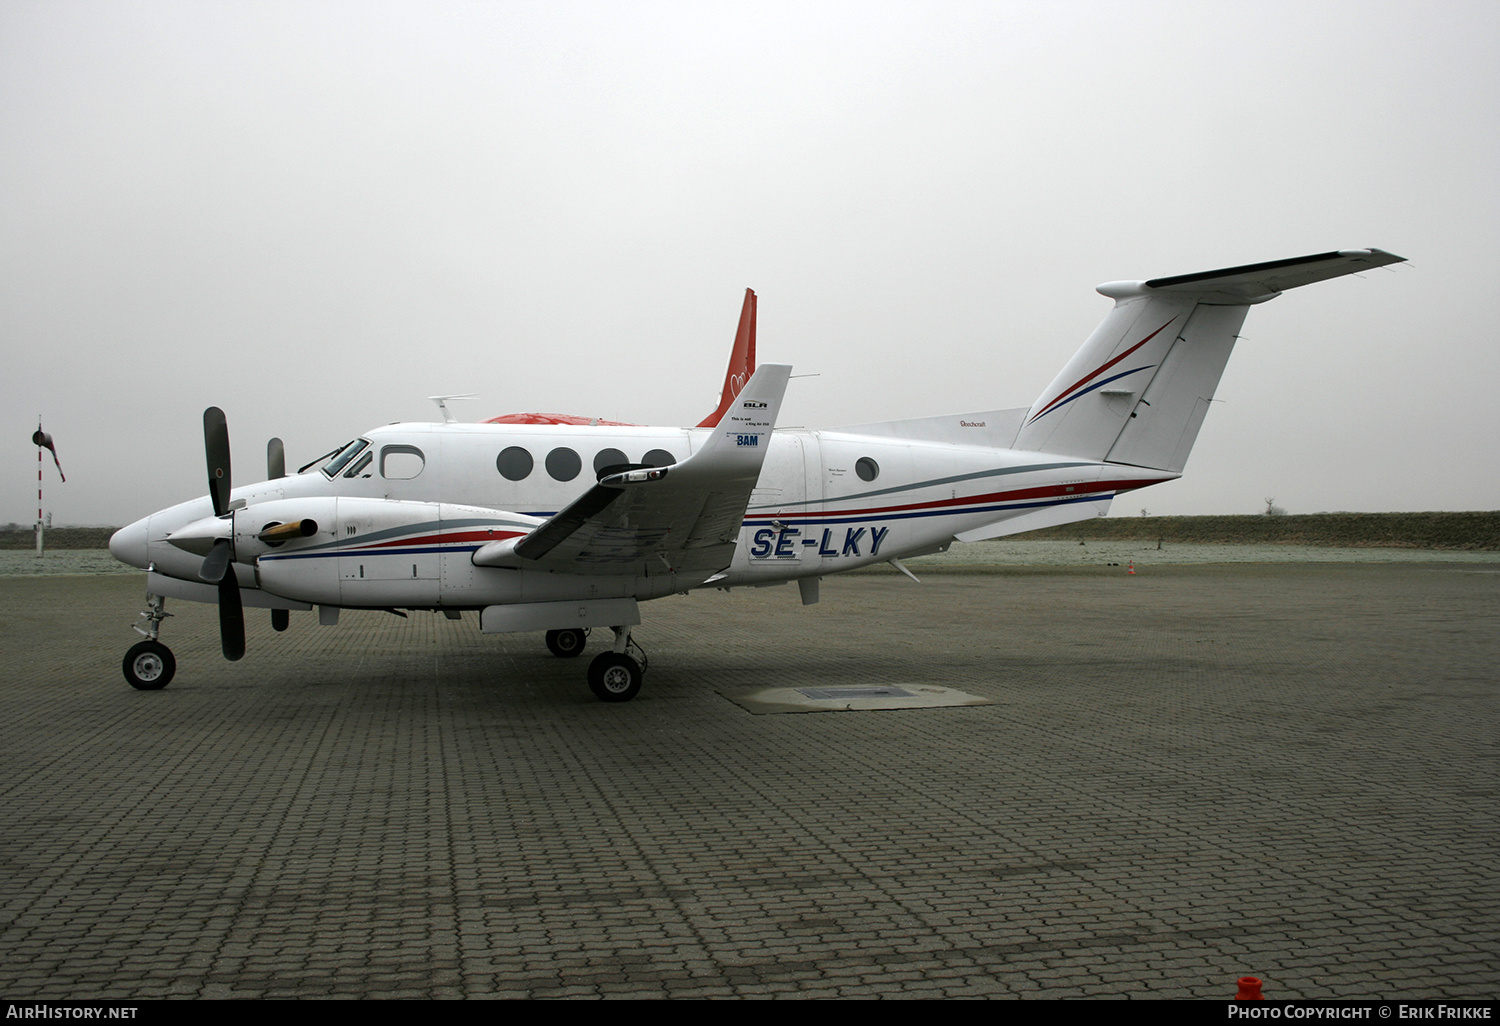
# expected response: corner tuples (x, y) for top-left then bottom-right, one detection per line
(698, 288), (757, 428)
(1013, 249), (1405, 473)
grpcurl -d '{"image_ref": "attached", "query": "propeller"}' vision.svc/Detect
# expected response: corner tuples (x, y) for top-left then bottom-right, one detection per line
(200, 407), (245, 661)
(267, 437), (292, 633)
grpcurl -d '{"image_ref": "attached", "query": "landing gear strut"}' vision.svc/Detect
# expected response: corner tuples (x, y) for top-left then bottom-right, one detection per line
(124, 593), (176, 690)
(586, 625), (647, 702)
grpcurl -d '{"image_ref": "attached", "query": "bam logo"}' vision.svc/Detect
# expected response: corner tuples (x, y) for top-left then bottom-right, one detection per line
(736, 434), (760, 447)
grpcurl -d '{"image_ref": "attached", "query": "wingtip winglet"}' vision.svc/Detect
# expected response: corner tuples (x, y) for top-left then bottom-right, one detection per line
(696, 362), (792, 466)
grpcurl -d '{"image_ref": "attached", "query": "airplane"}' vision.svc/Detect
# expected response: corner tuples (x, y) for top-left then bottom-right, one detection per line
(108, 249), (1405, 702)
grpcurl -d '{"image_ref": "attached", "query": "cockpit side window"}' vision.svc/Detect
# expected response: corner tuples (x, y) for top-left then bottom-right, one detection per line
(343, 451), (374, 478)
(322, 439), (370, 478)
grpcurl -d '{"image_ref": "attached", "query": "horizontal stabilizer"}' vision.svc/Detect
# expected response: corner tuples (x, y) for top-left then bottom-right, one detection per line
(1101, 248), (1406, 305)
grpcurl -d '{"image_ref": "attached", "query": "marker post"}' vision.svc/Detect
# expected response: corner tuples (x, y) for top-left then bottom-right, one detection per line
(31, 420), (65, 556)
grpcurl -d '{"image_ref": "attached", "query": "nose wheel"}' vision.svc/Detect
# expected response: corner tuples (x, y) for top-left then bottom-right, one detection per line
(123, 639), (175, 691)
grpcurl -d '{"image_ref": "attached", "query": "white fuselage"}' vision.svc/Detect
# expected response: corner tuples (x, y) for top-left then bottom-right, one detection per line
(112, 420), (1171, 611)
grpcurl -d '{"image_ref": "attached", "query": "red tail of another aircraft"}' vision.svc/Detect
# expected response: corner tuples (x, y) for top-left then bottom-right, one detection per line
(698, 288), (757, 428)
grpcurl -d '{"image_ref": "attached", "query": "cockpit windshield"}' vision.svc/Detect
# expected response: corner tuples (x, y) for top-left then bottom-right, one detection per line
(319, 438), (370, 478)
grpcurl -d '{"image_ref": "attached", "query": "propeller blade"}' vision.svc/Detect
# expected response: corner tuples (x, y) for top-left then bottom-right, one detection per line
(199, 537), (233, 583)
(271, 608), (289, 632)
(267, 437), (285, 480)
(204, 407), (232, 517)
(218, 569), (245, 661)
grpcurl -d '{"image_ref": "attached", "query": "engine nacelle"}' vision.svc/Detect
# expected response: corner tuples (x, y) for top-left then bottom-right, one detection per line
(253, 497), (535, 607)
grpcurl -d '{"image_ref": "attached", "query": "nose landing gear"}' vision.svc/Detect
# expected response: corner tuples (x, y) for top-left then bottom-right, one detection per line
(123, 593), (175, 690)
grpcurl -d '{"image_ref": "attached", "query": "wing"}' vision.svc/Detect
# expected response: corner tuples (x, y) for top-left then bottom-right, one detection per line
(472, 364), (792, 581)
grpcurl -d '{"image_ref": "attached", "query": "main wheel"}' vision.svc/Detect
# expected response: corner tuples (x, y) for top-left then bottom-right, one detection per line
(545, 628), (588, 658)
(587, 652), (643, 703)
(123, 640), (175, 691)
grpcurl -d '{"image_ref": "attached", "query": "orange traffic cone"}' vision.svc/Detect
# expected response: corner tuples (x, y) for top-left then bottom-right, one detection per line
(1235, 977), (1264, 1000)
(1127, 561), (1135, 575)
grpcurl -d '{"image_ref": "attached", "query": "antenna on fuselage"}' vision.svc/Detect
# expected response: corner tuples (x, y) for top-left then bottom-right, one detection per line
(428, 394), (477, 424)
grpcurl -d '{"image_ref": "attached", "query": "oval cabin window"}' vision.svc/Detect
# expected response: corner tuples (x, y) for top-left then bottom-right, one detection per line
(496, 447), (534, 481)
(594, 448), (629, 478)
(546, 447), (582, 481)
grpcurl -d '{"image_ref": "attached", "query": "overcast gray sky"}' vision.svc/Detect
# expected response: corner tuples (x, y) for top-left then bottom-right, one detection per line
(3, 0), (1496, 526)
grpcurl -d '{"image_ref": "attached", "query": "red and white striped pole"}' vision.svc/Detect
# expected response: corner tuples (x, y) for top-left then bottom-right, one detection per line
(32, 420), (64, 556)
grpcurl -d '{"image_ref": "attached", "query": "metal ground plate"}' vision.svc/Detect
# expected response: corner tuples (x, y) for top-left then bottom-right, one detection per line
(725, 683), (994, 714)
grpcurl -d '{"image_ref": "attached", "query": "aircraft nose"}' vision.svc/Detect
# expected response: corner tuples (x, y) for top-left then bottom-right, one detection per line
(109, 516), (150, 569)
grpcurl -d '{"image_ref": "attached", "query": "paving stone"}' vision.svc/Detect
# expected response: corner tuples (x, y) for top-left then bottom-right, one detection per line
(0, 566), (1495, 998)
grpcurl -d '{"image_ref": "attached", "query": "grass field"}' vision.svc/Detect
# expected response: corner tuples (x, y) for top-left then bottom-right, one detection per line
(1017, 511), (1499, 550)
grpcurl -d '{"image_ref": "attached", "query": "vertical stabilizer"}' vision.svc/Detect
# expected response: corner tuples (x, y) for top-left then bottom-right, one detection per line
(698, 288), (757, 428)
(1013, 249), (1404, 473)
(1014, 293), (1198, 466)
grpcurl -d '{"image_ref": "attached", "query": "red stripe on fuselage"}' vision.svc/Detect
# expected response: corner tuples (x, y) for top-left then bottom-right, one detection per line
(746, 477), (1169, 522)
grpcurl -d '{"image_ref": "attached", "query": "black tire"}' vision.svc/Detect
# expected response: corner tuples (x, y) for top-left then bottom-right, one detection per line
(123, 640), (175, 691)
(545, 628), (587, 658)
(587, 652), (642, 703)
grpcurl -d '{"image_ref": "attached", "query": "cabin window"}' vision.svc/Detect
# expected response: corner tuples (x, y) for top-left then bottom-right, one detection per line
(546, 447), (582, 481)
(496, 446), (534, 481)
(380, 445), (425, 480)
(642, 449), (677, 468)
(856, 457), (879, 482)
(322, 439), (369, 478)
(593, 448), (629, 478)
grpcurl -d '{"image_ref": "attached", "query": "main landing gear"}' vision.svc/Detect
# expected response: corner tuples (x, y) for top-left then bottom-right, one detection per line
(545, 625), (647, 702)
(123, 594), (175, 690)
(119, 596), (649, 703)
(545, 628), (589, 658)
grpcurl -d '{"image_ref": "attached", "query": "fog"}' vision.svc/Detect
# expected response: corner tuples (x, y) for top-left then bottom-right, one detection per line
(3, 1), (1495, 525)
